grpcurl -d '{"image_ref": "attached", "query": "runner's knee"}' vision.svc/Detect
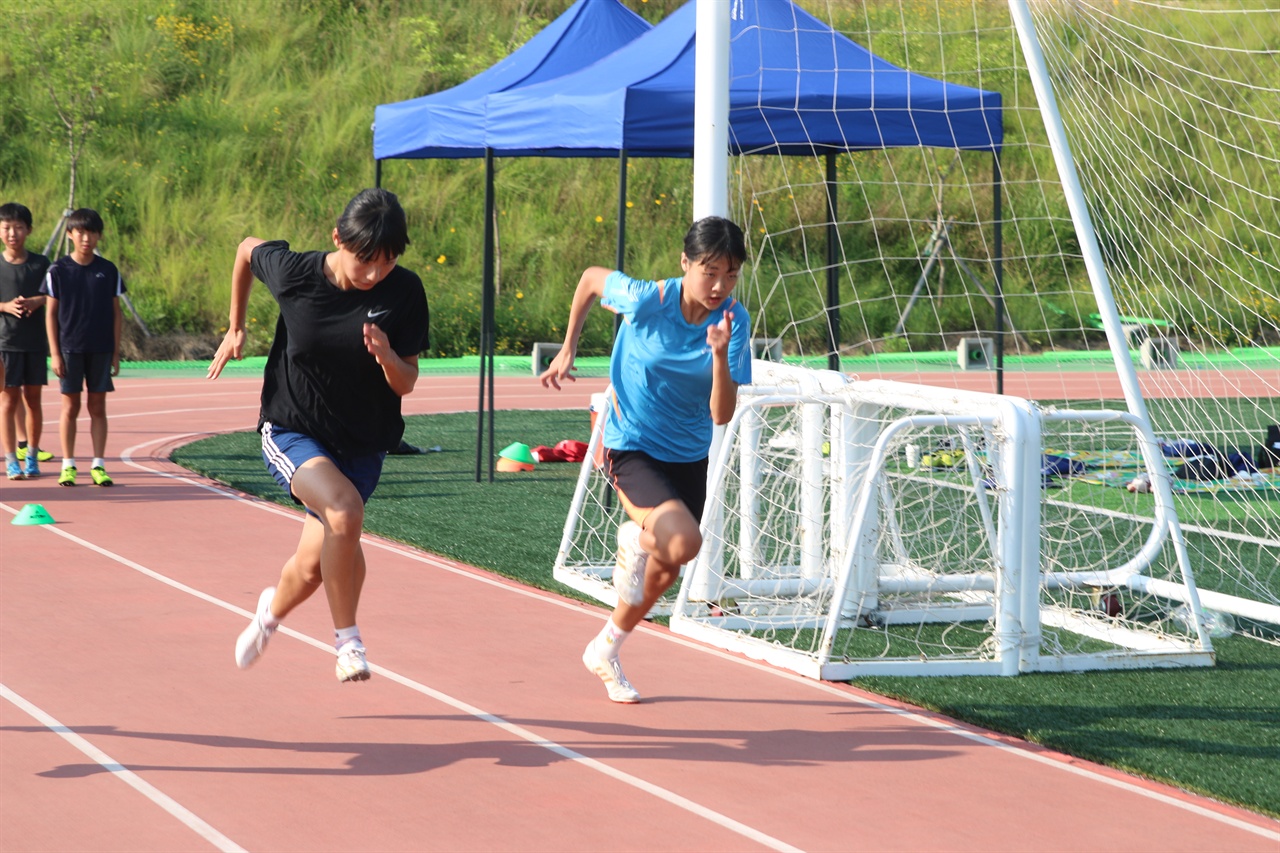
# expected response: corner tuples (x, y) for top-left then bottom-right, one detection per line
(321, 498), (365, 539)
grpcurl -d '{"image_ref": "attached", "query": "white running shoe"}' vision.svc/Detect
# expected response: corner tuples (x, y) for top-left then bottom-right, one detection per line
(235, 588), (277, 669)
(582, 641), (641, 703)
(336, 642), (371, 683)
(613, 521), (649, 607)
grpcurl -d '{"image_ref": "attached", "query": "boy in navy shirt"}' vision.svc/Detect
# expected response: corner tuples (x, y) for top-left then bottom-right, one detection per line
(41, 208), (124, 487)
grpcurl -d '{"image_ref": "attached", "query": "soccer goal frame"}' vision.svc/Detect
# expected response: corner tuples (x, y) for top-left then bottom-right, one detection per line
(668, 360), (1217, 678)
(554, 0), (1280, 676)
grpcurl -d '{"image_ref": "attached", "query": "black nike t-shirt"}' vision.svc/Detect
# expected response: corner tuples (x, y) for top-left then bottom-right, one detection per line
(251, 241), (429, 457)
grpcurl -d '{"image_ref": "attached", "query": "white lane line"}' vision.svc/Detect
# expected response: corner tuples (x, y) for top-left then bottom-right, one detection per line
(105, 405), (259, 421)
(350, 543), (1280, 840)
(0, 500), (803, 853)
(365, 669), (803, 853)
(112, 432), (1280, 841)
(25, 417), (1269, 845)
(0, 684), (248, 853)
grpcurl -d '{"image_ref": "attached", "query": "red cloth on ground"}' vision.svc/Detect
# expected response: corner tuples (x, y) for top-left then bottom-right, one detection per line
(530, 440), (589, 463)
(554, 440), (588, 462)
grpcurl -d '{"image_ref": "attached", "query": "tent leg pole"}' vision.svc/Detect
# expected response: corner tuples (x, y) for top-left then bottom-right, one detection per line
(614, 150), (627, 341)
(603, 150), (629, 510)
(477, 149), (496, 482)
(826, 151), (840, 371)
(487, 240), (496, 481)
(993, 151), (1005, 395)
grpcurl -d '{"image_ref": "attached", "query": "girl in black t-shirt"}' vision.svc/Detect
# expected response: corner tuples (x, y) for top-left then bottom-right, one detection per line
(208, 189), (428, 683)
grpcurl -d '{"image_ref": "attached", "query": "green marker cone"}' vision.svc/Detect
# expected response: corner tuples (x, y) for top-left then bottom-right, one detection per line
(12, 504), (55, 526)
(498, 442), (537, 465)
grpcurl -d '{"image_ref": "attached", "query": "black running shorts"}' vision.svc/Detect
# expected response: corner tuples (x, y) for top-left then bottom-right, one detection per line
(603, 448), (708, 521)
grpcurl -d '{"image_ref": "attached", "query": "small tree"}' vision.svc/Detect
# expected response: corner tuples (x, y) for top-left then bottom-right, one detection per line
(10, 1), (131, 247)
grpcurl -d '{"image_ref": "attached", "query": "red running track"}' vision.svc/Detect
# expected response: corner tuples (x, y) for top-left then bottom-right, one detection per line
(2, 371), (1278, 852)
(843, 367), (1280, 400)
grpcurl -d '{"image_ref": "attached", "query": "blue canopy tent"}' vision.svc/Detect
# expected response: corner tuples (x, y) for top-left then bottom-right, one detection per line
(373, 0), (1004, 477)
(373, 0), (651, 481)
(481, 0), (1001, 157)
(373, 0), (651, 162)
(480, 0), (1004, 382)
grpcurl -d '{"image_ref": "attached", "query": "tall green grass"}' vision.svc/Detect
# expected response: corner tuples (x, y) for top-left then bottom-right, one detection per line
(1, 1), (1277, 355)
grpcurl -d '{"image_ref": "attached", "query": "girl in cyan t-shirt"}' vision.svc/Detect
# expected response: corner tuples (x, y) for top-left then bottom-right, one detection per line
(541, 216), (751, 703)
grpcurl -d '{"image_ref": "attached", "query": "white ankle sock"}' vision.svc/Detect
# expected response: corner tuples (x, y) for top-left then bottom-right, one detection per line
(335, 625), (362, 650)
(595, 619), (630, 660)
(260, 590), (280, 630)
(92, 457), (105, 470)
(62, 459), (75, 470)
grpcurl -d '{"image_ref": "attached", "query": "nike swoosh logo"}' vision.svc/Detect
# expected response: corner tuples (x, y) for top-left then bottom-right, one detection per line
(367, 309), (390, 319)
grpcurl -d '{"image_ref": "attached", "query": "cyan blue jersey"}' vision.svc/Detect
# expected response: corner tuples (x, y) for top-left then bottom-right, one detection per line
(601, 270), (751, 463)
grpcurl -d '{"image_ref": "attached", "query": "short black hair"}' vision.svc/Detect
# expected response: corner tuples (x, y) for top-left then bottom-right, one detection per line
(67, 208), (105, 234)
(0, 202), (33, 228)
(336, 188), (409, 262)
(683, 216), (746, 267)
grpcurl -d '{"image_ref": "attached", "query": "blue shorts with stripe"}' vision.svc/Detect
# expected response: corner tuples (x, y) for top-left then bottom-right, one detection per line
(260, 421), (385, 517)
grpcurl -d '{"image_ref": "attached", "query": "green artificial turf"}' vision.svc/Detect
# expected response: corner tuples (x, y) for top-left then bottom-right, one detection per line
(858, 639), (1280, 816)
(173, 410), (590, 593)
(172, 409), (1280, 819)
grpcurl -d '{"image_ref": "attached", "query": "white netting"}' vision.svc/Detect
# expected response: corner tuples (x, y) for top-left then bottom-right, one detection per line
(667, 363), (1214, 677)
(555, 0), (1280, 671)
(553, 400), (636, 611)
(727, 0), (1280, 643)
(554, 362), (1223, 676)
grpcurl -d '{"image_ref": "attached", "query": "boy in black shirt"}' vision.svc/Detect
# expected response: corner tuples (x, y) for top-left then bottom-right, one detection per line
(41, 208), (124, 487)
(0, 202), (51, 480)
(208, 188), (428, 683)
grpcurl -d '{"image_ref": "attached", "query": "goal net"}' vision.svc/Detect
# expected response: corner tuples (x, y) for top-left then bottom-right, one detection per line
(554, 0), (1280, 673)
(672, 360), (1216, 677)
(722, 0), (1280, 643)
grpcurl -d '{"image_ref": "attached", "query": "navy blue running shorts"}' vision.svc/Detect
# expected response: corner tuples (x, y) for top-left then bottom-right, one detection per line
(260, 421), (385, 518)
(58, 351), (113, 394)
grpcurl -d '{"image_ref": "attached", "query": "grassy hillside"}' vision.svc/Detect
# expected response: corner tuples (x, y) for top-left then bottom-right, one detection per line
(0, 0), (692, 357)
(2, 0), (1277, 358)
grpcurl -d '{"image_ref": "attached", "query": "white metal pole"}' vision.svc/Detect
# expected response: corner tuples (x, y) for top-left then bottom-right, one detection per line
(695, 0), (733, 546)
(739, 407), (762, 580)
(1008, 1), (1145, 420)
(1009, 0), (1212, 653)
(800, 402), (825, 581)
(693, 0), (730, 219)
